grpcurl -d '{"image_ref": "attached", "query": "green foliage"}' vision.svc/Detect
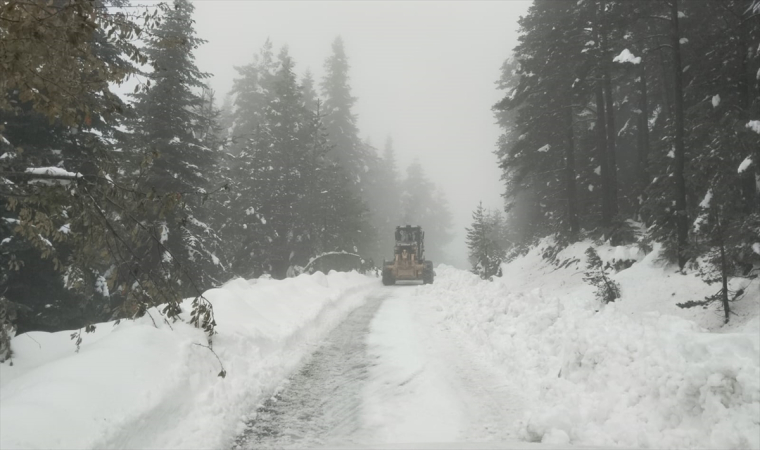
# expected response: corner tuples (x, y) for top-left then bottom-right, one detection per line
(0, 294), (27, 362)
(494, 0), (760, 295)
(318, 37), (379, 260)
(0, 0), (155, 126)
(583, 247), (621, 304)
(121, 0), (227, 293)
(0, 0), (221, 343)
(466, 202), (510, 280)
(222, 39), (374, 279)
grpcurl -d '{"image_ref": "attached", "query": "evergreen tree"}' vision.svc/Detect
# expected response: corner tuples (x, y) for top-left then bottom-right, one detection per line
(319, 36), (377, 258)
(222, 40), (373, 277)
(222, 40), (275, 277)
(124, 0), (225, 292)
(494, 0), (586, 242)
(466, 203), (511, 280)
(1, 1), (220, 347)
(400, 160), (454, 263)
(320, 37), (364, 179)
(300, 70), (320, 114)
(494, 0), (759, 311)
(368, 136), (403, 263)
(0, 1), (157, 335)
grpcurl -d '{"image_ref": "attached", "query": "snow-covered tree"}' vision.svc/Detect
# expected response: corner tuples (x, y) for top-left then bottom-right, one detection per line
(124, 0), (226, 293)
(0, 1), (221, 344)
(466, 203), (512, 280)
(221, 40), (373, 278)
(320, 37), (363, 180)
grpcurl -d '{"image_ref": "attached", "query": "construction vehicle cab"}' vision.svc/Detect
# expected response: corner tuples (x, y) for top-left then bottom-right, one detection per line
(382, 225), (434, 285)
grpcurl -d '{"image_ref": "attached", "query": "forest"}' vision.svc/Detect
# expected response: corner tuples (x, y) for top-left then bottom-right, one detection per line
(0, 0), (454, 348)
(467, 0), (760, 309)
(1, 0), (759, 358)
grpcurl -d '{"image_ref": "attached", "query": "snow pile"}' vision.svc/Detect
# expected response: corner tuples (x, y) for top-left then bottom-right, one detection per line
(419, 240), (760, 449)
(0, 271), (377, 449)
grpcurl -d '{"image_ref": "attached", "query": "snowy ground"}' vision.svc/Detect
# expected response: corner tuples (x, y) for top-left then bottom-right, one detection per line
(0, 272), (378, 449)
(417, 239), (759, 449)
(1, 240), (758, 449)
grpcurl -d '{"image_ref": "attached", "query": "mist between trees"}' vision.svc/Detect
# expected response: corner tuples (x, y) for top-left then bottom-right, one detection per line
(466, 0), (759, 322)
(0, 0), (454, 356)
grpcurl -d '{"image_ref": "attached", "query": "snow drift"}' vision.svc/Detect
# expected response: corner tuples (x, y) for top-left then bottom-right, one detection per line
(0, 271), (377, 449)
(417, 239), (759, 449)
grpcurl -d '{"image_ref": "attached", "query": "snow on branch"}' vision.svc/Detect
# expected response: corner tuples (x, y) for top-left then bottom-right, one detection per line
(738, 157), (753, 174)
(7, 167), (84, 186)
(613, 49), (641, 65)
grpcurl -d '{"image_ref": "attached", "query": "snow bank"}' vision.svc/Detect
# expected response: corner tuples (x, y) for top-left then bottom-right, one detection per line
(0, 271), (378, 449)
(418, 240), (760, 449)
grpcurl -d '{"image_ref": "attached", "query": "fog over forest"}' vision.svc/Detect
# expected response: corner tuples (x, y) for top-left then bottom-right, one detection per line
(1, 1), (759, 448)
(1, 0), (758, 345)
(188, 1), (530, 269)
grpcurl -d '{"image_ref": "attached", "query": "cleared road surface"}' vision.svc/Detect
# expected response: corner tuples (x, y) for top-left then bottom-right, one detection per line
(232, 285), (532, 449)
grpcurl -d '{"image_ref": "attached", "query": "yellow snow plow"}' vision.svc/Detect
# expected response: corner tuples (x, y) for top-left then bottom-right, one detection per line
(382, 225), (434, 285)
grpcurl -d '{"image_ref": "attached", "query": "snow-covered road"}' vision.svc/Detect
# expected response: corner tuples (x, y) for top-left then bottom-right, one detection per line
(2, 243), (756, 449)
(232, 286), (532, 449)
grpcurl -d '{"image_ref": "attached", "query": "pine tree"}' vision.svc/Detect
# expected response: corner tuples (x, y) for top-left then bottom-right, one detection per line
(320, 37), (363, 179)
(221, 40), (374, 277)
(319, 36), (376, 258)
(0, 1), (155, 336)
(367, 136), (403, 263)
(221, 40), (275, 277)
(400, 161), (454, 263)
(494, 0), (589, 243)
(124, 0), (225, 292)
(1, 1), (220, 346)
(494, 0), (759, 311)
(466, 203), (510, 280)
(466, 202), (493, 279)
(300, 70), (320, 114)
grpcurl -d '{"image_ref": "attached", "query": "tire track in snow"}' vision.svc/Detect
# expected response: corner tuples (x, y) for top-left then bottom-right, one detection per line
(407, 286), (526, 443)
(232, 293), (386, 449)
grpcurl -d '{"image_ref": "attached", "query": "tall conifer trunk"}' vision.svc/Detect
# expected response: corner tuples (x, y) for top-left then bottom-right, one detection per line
(564, 99), (580, 238)
(595, 83), (612, 229)
(656, 37), (673, 121)
(636, 59), (651, 209)
(738, 14), (759, 212)
(598, 0), (618, 229)
(601, 46), (619, 222)
(670, 0), (689, 269)
(719, 233), (730, 324)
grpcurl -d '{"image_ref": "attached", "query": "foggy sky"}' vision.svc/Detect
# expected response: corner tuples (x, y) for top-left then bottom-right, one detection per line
(190, 0), (531, 269)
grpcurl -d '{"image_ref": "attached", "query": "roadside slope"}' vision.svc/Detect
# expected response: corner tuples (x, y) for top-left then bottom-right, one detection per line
(414, 240), (759, 449)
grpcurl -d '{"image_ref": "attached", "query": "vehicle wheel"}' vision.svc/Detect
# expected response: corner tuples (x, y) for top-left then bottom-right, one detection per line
(422, 261), (434, 284)
(422, 269), (433, 284)
(382, 269), (395, 286)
